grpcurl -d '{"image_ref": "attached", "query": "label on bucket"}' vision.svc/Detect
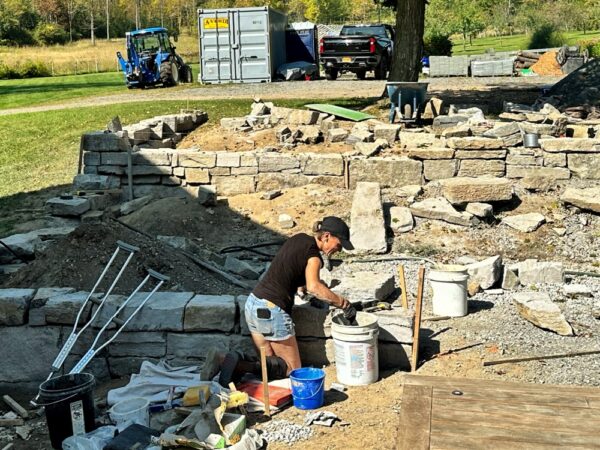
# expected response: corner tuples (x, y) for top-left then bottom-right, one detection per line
(335, 342), (375, 376)
(70, 400), (85, 436)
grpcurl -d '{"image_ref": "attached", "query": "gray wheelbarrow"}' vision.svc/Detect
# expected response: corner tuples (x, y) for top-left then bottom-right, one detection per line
(386, 82), (429, 123)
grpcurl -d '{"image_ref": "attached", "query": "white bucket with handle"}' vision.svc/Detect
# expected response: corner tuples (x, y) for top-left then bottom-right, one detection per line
(428, 264), (469, 317)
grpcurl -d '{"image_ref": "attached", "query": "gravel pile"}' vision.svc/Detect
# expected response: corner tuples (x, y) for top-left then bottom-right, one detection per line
(262, 420), (314, 445)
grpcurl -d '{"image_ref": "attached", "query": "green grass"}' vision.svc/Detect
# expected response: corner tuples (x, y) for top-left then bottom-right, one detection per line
(0, 63), (202, 110)
(452, 30), (600, 55)
(0, 97), (372, 235)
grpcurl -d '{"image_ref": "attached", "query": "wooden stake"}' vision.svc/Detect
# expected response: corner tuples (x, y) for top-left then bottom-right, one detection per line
(77, 135), (84, 175)
(398, 265), (409, 309)
(411, 266), (425, 373)
(483, 349), (600, 367)
(2, 395), (28, 419)
(344, 159), (350, 190)
(259, 346), (270, 417)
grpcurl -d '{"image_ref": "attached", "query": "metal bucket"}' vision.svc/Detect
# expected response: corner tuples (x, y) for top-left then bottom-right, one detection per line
(523, 133), (540, 148)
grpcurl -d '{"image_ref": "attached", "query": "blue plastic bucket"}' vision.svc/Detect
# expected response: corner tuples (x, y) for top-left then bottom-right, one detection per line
(289, 367), (325, 410)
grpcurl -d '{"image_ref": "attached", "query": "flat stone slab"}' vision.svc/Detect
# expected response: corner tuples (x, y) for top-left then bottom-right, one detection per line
(184, 295), (236, 332)
(350, 182), (387, 254)
(563, 284), (593, 297)
(0, 326), (61, 382)
(440, 177), (514, 204)
(374, 308), (414, 344)
(115, 292), (194, 331)
(166, 333), (231, 360)
(518, 259), (564, 286)
(540, 138), (600, 153)
(389, 206), (414, 233)
(410, 197), (476, 227)
(513, 292), (573, 336)
(332, 271), (395, 304)
(108, 332), (167, 358)
(43, 291), (96, 325)
(501, 213), (546, 232)
(465, 202), (493, 218)
(447, 137), (504, 150)
(46, 197), (91, 217)
(73, 174), (119, 190)
(467, 256), (502, 290)
(561, 187), (600, 213)
(0, 289), (35, 326)
(82, 132), (130, 152)
(29, 287), (75, 326)
(0, 232), (42, 260)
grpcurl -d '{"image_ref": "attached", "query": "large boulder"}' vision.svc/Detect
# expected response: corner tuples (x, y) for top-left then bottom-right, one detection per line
(466, 256), (502, 290)
(518, 260), (564, 285)
(513, 292), (573, 336)
(440, 177), (513, 204)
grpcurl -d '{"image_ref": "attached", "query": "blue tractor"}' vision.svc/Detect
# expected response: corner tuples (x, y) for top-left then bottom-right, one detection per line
(117, 27), (193, 89)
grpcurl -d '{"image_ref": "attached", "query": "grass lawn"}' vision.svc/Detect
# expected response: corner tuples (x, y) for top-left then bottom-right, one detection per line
(0, 98), (371, 235)
(0, 63), (202, 110)
(452, 30), (600, 55)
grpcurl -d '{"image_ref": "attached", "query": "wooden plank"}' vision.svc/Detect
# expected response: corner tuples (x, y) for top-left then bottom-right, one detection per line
(403, 374), (600, 397)
(260, 346), (270, 417)
(433, 387), (594, 408)
(398, 265), (408, 309)
(411, 267), (425, 372)
(430, 434), (592, 450)
(433, 396), (599, 420)
(430, 420), (600, 447)
(432, 403), (600, 434)
(397, 384), (432, 450)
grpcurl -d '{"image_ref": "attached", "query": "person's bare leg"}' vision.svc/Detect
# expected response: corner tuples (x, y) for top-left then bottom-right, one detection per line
(269, 335), (302, 376)
(250, 332), (274, 356)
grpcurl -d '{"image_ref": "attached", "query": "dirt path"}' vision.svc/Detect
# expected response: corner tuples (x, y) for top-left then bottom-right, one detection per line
(0, 76), (562, 116)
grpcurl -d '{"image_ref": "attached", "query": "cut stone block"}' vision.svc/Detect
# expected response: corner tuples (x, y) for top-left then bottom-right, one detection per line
(502, 266), (520, 290)
(518, 260), (564, 285)
(302, 153), (344, 176)
(513, 292), (573, 336)
(225, 256), (261, 280)
(184, 295), (236, 332)
(455, 150), (507, 160)
(374, 124), (401, 144)
(563, 284), (593, 297)
(82, 132), (130, 152)
(46, 197), (91, 217)
(447, 137), (504, 150)
(568, 153), (600, 179)
(214, 175), (256, 195)
(327, 128), (349, 143)
(331, 271), (395, 304)
(374, 308), (414, 344)
(287, 109), (319, 125)
(540, 138), (600, 153)
(346, 129), (374, 144)
(100, 152), (128, 166)
(292, 303), (333, 338)
(128, 165), (172, 176)
(177, 152), (217, 168)
(506, 166), (570, 180)
(114, 292), (194, 331)
(465, 202), (493, 218)
(483, 122), (520, 139)
(440, 177), (514, 204)
(0, 232), (41, 259)
(0, 289), (35, 326)
(442, 125), (472, 139)
(400, 131), (436, 147)
(424, 159), (458, 180)
(410, 197), (476, 227)
(355, 142), (382, 157)
(185, 168), (210, 184)
(466, 256), (502, 290)
(216, 152), (241, 168)
(350, 182), (387, 254)
(73, 174), (120, 191)
(458, 159), (505, 178)
(349, 157), (423, 188)
(166, 333), (231, 360)
(543, 152), (567, 168)
(389, 206), (414, 233)
(432, 115), (469, 134)
(501, 213), (546, 233)
(278, 214), (295, 229)
(561, 187), (600, 213)
(29, 287), (75, 326)
(407, 148), (454, 160)
(108, 332), (167, 358)
(258, 154), (300, 172)
(297, 126), (321, 144)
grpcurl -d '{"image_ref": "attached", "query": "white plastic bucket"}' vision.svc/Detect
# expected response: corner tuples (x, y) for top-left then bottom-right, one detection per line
(428, 264), (469, 317)
(331, 311), (379, 386)
(109, 397), (149, 432)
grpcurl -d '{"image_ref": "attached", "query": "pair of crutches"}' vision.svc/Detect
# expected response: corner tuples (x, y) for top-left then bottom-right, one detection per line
(32, 241), (169, 405)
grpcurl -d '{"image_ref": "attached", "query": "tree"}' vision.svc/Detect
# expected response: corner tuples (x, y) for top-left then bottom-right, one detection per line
(382, 0), (427, 82)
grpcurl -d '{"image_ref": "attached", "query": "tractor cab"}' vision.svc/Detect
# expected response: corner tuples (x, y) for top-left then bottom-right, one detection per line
(117, 27), (192, 89)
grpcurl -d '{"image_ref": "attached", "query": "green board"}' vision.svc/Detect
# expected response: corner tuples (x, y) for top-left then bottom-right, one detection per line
(305, 104), (375, 122)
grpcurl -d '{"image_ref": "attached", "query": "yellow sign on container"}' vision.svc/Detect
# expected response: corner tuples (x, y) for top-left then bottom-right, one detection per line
(204, 18), (229, 29)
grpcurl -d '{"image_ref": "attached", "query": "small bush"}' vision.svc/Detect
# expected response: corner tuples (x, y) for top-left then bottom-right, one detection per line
(579, 38), (600, 58)
(424, 33), (453, 56)
(527, 24), (567, 50)
(33, 23), (69, 46)
(0, 61), (51, 79)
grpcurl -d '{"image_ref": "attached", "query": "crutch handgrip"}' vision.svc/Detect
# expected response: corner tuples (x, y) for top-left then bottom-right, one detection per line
(117, 241), (140, 253)
(147, 269), (170, 282)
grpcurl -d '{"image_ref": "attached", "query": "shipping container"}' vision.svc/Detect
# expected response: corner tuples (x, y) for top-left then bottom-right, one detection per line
(286, 22), (318, 64)
(198, 6), (287, 84)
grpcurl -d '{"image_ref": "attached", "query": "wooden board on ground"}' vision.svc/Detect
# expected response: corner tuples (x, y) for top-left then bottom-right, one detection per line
(396, 374), (600, 450)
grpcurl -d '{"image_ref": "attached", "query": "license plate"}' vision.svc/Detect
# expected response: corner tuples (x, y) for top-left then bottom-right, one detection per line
(342, 57), (352, 63)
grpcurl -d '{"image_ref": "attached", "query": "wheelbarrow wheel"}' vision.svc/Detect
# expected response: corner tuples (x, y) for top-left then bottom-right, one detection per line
(325, 69), (338, 81)
(403, 104), (413, 120)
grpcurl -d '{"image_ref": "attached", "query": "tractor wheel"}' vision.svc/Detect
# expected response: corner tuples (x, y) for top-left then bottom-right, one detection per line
(374, 57), (388, 80)
(325, 69), (338, 81)
(160, 60), (180, 86)
(355, 69), (366, 80)
(180, 64), (193, 83)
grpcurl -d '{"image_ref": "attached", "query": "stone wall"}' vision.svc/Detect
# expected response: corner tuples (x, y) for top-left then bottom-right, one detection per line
(79, 132), (600, 200)
(0, 288), (412, 394)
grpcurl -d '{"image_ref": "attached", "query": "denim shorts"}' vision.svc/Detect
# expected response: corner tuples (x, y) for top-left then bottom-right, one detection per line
(245, 293), (295, 341)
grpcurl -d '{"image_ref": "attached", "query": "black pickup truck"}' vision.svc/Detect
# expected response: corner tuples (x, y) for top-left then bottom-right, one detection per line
(319, 24), (394, 80)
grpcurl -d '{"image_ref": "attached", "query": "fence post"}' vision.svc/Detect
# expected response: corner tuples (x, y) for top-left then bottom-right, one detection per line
(75, 60), (78, 74)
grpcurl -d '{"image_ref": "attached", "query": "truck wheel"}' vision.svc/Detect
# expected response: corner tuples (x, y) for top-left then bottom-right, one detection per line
(160, 60), (179, 86)
(375, 57), (388, 80)
(356, 70), (366, 80)
(325, 69), (338, 81)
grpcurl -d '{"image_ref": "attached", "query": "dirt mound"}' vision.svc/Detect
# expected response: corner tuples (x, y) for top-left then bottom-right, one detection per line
(2, 221), (242, 295)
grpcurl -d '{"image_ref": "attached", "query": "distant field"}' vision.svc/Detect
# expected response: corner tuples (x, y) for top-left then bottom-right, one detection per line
(452, 30), (600, 55)
(0, 33), (199, 76)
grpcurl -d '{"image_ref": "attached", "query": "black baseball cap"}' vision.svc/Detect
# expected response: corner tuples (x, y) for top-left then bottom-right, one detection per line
(321, 216), (354, 250)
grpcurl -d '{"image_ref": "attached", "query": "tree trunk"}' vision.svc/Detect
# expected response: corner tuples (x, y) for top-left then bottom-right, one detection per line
(388, 0), (426, 82)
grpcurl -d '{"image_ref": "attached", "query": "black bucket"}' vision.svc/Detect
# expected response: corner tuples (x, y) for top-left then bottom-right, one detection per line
(38, 373), (96, 449)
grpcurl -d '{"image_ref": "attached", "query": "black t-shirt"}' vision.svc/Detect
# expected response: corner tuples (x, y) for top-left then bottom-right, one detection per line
(253, 233), (323, 314)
